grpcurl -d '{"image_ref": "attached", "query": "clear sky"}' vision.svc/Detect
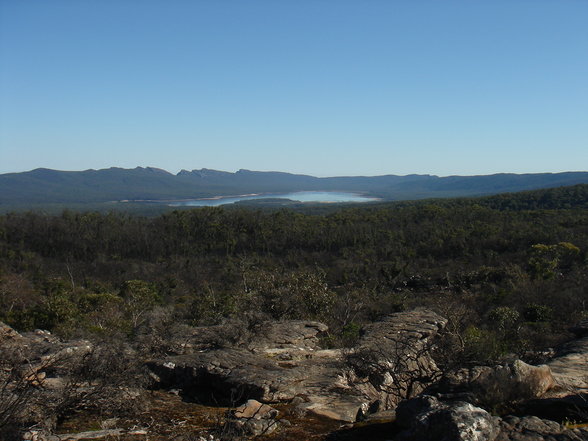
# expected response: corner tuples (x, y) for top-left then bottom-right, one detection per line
(1, 0), (587, 177)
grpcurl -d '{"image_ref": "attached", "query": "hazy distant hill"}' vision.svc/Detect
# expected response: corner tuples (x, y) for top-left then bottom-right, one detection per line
(1, 167), (588, 208)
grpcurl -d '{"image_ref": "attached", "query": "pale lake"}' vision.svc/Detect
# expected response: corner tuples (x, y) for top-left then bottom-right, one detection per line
(169, 191), (379, 207)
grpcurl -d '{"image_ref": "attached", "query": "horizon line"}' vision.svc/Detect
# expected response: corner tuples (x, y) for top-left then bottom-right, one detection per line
(2, 166), (588, 179)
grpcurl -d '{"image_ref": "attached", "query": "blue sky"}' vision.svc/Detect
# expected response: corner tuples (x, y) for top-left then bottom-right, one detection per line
(1, 0), (587, 177)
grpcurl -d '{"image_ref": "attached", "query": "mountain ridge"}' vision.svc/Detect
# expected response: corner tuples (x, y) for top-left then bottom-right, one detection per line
(1, 167), (588, 207)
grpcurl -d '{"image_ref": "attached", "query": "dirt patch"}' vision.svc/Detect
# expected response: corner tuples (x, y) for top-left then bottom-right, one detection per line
(56, 391), (227, 440)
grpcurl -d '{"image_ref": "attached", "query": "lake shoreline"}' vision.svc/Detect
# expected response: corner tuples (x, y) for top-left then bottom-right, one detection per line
(120, 191), (381, 207)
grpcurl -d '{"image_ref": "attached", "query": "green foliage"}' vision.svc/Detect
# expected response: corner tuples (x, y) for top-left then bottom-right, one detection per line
(462, 326), (507, 363)
(0, 187), (586, 362)
(77, 292), (126, 335)
(243, 269), (336, 321)
(523, 303), (553, 323)
(188, 285), (236, 326)
(119, 280), (161, 332)
(340, 322), (362, 347)
(32, 278), (78, 335)
(77, 292), (122, 313)
(484, 306), (532, 359)
(488, 306), (520, 332)
(290, 270), (336, 321)
(529, 242), (581, 279)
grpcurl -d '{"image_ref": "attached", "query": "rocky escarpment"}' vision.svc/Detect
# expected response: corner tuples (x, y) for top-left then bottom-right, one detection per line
(0, 322), (145, 439)
(384, 318), (588, 441)
(4, 313), (588, 441)
(147, 309), (447, 422)
(432, 360), (556, 409)
(517, 320), (588, 424)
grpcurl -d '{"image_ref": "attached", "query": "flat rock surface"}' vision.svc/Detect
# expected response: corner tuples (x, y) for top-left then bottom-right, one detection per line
(359, 308), (448, 345)
(149, 347), (368, 421)
(248, 320), (329, 351)
(149, 310), (447, 423)
(546, 336), (588, 393)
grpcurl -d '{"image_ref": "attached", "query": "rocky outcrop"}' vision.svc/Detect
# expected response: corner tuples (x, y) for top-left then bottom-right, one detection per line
(395, 395), (588, 441)
(518, 322), (588, 424)
(6, 314), (588, 440)
(248, 320), (328, 352)
(0, 324), (92, 433)
(396, 396), (500, 441)
(435, 360), (555, 408)
(344, 308), (448, 412)
(1, 321), (145, 437)
(358, 308), (448, 347)
(545, 336), (588, 393)
(147, 339), (369, 421)
(161, 320), (329, 356)
(224, 399), (280, 436)
(148, 348), (308, 404)
(496, 415), (588, 441)
(0, 323), (94, 390)
(147, 309), (447, 422)
(390, 318), (588, 441)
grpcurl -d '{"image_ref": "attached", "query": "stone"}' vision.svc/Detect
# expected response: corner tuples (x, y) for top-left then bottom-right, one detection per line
(546, 336), (588, 393)
(395, 397), (588, 441)
(395, 395), (441, 429)
(147, 310), (447, 422)
(359, 308), (448, 346)
(233, 399), (278, 419)
(397, 400), (501, 441)
(436, 360), (555, 408)
(147, 348), (308, 404)
(178, 320), (329, 356)
(476, 360), (555, 405)
(361, 408), (396, 423)
(345, 309), (448, 410)
(225, 399), (279, 436)
(248, 320), (329, 352)
(495, 415), (588, 441)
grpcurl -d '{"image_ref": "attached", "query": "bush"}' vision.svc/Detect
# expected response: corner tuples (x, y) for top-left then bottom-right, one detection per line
(523, 303), (553, 323)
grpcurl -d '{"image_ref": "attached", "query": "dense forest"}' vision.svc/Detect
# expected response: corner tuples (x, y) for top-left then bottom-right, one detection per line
(1, 184), (587, 365)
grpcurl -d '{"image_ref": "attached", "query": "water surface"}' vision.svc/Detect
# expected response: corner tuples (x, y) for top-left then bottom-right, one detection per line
(170, 191), (378, 207)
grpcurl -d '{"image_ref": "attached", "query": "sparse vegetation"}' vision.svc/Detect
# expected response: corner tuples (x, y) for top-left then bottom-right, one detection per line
(0, 184), (587, 439)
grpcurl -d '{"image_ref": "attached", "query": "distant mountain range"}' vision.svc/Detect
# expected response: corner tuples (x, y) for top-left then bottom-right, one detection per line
(1, 167), (588, 208)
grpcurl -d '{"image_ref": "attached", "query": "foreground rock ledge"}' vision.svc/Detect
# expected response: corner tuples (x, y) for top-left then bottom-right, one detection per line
(147, 309), (447, 422)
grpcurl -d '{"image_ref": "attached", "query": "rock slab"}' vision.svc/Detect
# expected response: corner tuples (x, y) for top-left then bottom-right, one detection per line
(396, 396), (500, 441)
(225, 399), (280, 436)
(148, 309), (447, 422)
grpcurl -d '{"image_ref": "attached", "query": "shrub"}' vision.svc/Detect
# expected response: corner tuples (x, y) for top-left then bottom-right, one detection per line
(523, 303), (553, 323)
